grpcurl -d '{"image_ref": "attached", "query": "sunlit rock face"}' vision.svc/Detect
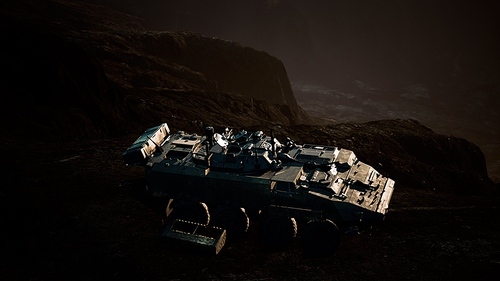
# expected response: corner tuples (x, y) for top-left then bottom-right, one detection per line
(135, 31), (301, 115)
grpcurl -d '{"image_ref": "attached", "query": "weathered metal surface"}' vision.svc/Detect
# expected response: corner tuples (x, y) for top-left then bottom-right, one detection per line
(160, 219), (226, 255)
(123, 122), (395, 254)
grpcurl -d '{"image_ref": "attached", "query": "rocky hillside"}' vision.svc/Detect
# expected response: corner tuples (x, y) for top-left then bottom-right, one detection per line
(85, 0), (500, 86)
(0, 0), (312, 141)
(0, 0), (496, 194)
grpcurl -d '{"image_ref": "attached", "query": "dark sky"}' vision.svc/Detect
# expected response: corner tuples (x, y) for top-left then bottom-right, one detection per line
(131, 0), (500, 89)
(90, 0), (500, 89)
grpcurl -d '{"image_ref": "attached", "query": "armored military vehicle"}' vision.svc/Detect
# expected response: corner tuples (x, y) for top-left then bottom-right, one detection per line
(123, 122), (395, 256)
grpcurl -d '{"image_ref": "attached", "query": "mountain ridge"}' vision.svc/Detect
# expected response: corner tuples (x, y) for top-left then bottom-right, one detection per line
(0, 0), (496, 193)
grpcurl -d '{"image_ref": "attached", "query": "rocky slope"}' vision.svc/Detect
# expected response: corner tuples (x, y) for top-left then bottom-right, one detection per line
(1, 0), (312, 141)
(289, 119), (493, 194)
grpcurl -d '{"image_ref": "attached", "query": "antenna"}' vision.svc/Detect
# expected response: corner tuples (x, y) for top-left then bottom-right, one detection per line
(270, 129), (276, 159)
(205, 126), (215, 146)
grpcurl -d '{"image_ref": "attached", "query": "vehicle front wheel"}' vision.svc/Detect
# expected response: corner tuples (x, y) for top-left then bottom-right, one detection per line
(211, 206), (249, 242)
(167, 201), (210, 225)
(300, 219), (341, 257)
(259, 214), (297, 249)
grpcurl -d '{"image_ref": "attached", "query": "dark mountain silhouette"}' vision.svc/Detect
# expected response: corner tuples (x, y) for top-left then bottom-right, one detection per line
(1, 0), (314, 141)
(85, 0), (500, 86)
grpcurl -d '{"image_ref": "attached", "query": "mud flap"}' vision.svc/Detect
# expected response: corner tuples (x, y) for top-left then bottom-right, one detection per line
(160, 219), (227, 255)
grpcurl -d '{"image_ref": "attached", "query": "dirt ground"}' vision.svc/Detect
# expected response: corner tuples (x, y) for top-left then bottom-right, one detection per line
(1, 135), (499, 281)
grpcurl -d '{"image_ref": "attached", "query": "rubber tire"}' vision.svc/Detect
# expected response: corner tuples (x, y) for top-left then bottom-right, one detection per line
(300, 219), (341, 257)
(259, 215), (297, 249)
(168, 201), (210, 225)
(211, 206), (249, 242)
